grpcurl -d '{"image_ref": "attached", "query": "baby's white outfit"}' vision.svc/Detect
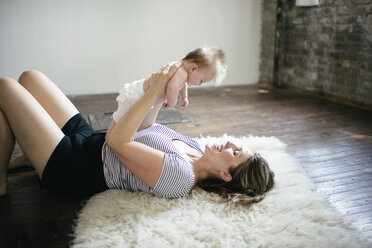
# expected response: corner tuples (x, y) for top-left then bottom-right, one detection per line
(112, 78), (145, 123)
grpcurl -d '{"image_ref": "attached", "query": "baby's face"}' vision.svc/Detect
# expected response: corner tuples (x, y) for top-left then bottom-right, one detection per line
(187, 67), (215, 86)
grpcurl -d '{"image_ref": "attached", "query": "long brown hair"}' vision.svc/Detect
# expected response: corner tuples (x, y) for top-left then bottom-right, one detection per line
(197, 153), (275, 208)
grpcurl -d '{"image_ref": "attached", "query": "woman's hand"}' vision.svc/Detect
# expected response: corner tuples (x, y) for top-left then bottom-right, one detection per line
(146, 62), (181, 102)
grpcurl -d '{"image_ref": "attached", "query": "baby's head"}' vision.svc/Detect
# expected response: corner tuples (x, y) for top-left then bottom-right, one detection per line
(182, 47), (227, 86)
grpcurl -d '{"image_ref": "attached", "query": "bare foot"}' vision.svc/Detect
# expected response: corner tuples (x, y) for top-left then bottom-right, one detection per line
(9, 153), (32, 170)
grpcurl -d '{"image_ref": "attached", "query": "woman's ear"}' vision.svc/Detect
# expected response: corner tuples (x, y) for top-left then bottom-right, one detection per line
(219, 170), (232, 182)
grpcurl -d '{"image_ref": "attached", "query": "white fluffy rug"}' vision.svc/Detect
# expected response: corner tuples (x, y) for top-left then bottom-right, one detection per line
(72, 135), (365, 248)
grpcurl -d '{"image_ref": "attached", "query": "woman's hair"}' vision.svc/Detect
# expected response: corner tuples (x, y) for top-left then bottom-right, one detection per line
(182, 47), (227, 85)
(197, 153), (275, 208)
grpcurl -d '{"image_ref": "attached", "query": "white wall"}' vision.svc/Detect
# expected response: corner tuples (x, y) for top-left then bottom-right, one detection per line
(0, 0), (261, 95)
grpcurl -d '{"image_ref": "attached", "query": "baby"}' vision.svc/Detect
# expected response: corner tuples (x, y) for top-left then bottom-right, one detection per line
(112, 47), (227, 123)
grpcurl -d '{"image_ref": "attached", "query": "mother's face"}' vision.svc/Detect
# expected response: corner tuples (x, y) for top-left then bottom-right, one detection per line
(203, 141), (253, 172)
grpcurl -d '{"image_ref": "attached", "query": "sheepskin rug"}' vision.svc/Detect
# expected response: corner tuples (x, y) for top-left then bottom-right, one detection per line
(72, 135), (365, 248)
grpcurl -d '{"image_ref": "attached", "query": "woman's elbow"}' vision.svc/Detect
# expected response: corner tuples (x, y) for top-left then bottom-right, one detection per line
(105, 134), (119, 151)
(105, 120), (119, 145)
(105, 132), (111, 144)
(105, 134), (130, 156)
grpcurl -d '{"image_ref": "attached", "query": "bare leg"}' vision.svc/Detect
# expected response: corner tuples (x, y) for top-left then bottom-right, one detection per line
(17, 70), (79, 129)
(7, 70), (79, 172)
(0, 71), (80, 195)
(0, 109), (15, 195)
(0, 77), (66, 195)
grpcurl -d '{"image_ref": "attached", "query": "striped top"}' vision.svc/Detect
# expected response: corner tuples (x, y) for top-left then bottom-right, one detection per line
(101, 124), (203, 198)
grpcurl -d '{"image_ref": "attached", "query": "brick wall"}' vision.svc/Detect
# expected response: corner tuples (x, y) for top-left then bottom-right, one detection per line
(259, 0), (372, 106)
(259, 1), (277, 85)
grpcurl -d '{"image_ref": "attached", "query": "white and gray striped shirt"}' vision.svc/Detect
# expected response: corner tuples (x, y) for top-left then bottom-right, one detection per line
(101, 124), (203, 198)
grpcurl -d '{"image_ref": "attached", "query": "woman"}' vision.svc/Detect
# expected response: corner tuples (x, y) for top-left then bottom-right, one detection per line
(0, 64), (274, 205)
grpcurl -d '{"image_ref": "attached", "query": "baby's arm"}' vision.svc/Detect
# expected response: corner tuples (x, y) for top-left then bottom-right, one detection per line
(179, 84), (188, 107)
(163, 66), (187, 109)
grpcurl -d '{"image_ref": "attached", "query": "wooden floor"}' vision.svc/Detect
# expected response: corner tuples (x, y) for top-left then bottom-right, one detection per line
(0, 85), (371, 247)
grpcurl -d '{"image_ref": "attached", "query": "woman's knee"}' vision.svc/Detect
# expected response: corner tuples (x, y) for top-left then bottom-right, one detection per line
(0, 77), (18, 104)
(0, 77), (17, 90)
(18, 70), (44, 87)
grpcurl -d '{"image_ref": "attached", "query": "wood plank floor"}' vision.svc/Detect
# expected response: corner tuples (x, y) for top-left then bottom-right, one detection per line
(0, 84), (371, 247)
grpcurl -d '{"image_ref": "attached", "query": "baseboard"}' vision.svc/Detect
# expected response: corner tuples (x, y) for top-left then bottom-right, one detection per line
(258, 82), (372, 111)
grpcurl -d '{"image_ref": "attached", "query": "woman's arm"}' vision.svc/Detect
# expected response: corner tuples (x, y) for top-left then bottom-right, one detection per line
(105, 64), (180, 188)
(106, 98), (162, 138)
(137, 102), (162, 131)
(105, 120), (116, 139)
(136, 77), (166, 131)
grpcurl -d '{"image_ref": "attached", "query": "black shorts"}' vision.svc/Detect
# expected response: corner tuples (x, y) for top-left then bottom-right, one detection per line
(41, 113), (109, 198)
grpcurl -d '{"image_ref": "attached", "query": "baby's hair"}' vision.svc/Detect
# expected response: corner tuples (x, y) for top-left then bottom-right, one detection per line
(182, 47), (227, 85)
